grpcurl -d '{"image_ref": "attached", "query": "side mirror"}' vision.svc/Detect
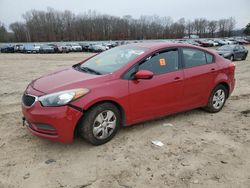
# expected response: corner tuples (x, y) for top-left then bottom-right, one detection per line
(134, 70), (154, 80)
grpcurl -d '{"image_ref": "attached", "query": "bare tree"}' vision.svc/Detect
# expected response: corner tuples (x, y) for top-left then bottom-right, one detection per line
(208, 21), (217, 38)
(0, 22), (8, 42)
(6, 8), (238, 42)
(9, 22), (28, 42)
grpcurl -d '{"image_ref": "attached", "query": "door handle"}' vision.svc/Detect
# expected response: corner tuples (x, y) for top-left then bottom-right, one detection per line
(210, 68), (216, 72)
(174, 77), (182, 81)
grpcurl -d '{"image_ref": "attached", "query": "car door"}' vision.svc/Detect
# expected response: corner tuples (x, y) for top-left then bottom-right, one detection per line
(238, 46), (246, 58)
(127, 48), (184, 123)
(181, 47), (218, 109)
(233, 45), (242, 59)
(234, 45), (244, 59)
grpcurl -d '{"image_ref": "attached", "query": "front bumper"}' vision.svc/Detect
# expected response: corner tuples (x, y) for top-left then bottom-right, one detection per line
(22, 101), (83, 143)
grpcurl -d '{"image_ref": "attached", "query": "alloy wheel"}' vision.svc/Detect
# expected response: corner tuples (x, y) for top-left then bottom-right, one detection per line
(212, 89), (225, 109)
(93, 110), (117, 140)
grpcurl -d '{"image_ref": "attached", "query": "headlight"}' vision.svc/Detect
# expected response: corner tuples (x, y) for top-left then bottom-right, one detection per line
(223, 53), (231, 57)
(39, 88), (89, 107)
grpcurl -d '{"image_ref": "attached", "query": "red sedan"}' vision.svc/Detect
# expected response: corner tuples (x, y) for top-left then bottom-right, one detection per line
(22, 43), (235, 145)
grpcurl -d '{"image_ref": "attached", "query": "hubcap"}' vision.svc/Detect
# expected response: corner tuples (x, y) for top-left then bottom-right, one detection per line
(212, 89), (225, 109)
(93, 110), (117, 140)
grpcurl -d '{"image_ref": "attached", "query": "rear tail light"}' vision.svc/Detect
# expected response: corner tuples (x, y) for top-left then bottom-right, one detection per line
(228, 63), (235, 74)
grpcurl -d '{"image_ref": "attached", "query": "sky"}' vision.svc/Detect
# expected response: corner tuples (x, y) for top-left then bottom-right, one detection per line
(0, 0), (249, 29)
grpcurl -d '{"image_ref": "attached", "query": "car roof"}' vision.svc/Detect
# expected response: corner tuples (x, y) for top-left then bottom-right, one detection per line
(125, 42), (200, 50)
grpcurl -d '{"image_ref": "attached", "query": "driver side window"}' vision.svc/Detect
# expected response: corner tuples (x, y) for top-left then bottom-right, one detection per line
(139, 49), (179, 75)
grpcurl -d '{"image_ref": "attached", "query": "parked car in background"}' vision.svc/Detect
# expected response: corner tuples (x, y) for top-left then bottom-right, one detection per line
(22, 42), (235, 145)
(14, 44), (24, 52)
(216, 44), (248, 61)
(87, 44), (96, 52)
(22, 44), (39, 53)
(223, 39), (236, 45)
(214, 39), (227, 46)
(235, 39), (249, 45)
(56, 44), (70, 53)
(79, 43), (91, 52)
(39, 44), (55, 53)
(186, 40), (202, 46)
(0, 44), (14, 53)
(47, 44), (59, 53)
(244, 36), (250, 42)
(91, 44), (107, 52)
(34, 44), (41, 52)
(196, 39), (213, 47)
(66, 43), (82, 52)
(207, 40), (219, 47)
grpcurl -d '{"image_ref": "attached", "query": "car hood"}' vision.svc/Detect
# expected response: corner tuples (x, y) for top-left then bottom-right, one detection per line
(31, 67), (111, 94)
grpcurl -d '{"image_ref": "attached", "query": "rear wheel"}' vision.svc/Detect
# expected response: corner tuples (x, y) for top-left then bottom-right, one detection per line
(242, 53), (247, 60)
(78, 103), (121, 145)
(205, 85), (228, 113)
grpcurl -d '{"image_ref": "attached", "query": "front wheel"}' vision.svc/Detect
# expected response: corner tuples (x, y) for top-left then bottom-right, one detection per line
(205, 85), (228, 113)
(78, 103), (121, 145)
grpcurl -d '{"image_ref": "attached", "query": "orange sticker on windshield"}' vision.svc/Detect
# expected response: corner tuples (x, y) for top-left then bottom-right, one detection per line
(159, 58), (166, 66)
(96, 59), (101, 64)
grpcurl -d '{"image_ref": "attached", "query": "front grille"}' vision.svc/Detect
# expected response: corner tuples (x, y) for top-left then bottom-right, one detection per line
(22, 94), (36, 107)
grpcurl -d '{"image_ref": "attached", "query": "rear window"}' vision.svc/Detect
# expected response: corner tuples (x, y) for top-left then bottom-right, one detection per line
(182, 48), (214, 68)
(206, 53), (214, 64)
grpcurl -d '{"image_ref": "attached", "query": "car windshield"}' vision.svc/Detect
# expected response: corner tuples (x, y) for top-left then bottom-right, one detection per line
(80, 46), (148, 74)
(218, 45), (234, 51)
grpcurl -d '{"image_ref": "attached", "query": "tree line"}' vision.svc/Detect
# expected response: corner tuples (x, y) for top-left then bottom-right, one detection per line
(0, 8), (239, 42)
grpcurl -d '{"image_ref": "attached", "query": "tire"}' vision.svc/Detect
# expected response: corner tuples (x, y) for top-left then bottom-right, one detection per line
(205, 85), (228, 113)
(78, 103), (121, 145)
(242, 53), (247, 60)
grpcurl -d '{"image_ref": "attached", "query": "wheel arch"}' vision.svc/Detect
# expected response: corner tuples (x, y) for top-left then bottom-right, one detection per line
(211, 81), (230, 99)
(217, 82), (230, 98)
(212, 72), (231, 97)
(84, 100), (126, 126)
(74, 99), (126, 137)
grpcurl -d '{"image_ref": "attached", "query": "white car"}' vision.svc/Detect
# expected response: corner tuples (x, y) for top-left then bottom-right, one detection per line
(223, 40), (235, 45)
(92, 44), (107, 52)
(208, 40), (219, 47)
(34, 44), (41, 53)
(66, 43), (82, 52)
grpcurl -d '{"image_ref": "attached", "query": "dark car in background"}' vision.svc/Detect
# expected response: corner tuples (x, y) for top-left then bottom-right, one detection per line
(79, 43), (90, 52)
(39, 44), (55, 53)
(216, 45), (248, 61)
(47, 44), (59, 53)
(0, 44), (15, 53)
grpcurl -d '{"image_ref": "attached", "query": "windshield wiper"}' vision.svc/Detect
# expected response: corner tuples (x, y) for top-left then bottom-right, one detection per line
(80, 66), (102, 75)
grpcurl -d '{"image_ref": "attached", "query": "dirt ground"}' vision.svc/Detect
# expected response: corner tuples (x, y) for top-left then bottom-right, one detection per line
(0, 46), (250, 188)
